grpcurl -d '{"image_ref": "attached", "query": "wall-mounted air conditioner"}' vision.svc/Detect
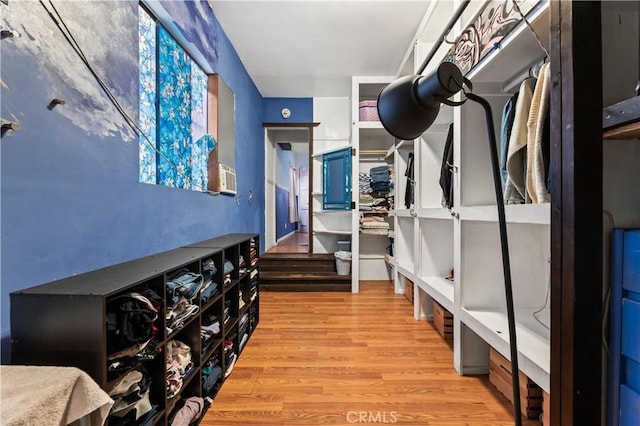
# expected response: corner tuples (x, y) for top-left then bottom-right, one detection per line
(219, 163), (237, 195)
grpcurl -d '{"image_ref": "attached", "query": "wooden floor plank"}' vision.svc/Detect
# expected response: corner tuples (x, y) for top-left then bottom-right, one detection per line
(201, 281), (539, 425)
(266, 231), (309, 254)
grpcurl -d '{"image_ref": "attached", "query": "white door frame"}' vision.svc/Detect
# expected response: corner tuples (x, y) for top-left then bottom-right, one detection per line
(263, 124), (316, 253)
(264, 129), (276, 251)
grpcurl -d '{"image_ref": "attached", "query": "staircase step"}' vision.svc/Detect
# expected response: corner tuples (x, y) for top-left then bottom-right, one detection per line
(260, 272), (349, 281)
(260, 253), (337, 272)
(261, 274), (350, 292)
(261, 253), (335, 261)
(261, 282), (350, 292)
(260, 262), (336, 272)
(259, 253), (350, 292)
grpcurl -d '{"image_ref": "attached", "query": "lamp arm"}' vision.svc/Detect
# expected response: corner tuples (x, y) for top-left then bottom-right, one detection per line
(465, 92), (522, 426)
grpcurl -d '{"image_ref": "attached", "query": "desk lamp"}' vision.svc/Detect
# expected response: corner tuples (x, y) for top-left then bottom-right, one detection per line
(377, 61), (522, 426)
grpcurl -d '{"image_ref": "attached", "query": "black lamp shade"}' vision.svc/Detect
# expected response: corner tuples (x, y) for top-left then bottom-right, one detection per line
(377, 62), (464, 140)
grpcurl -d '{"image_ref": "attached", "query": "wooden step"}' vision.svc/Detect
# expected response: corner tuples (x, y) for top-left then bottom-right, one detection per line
(261, 281), (351, 292)
(260, 271), (351, 292)
(260, 253), (335, 261)
(260, 253), (337, 273)
(260, 253), (333, 260)
(261, 272), (350, 281)
(260, 262), (336, 272)
(259, 253), (350, 292)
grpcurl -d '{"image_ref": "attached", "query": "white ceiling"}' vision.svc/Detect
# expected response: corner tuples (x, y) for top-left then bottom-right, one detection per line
(209, 0), (433, 98)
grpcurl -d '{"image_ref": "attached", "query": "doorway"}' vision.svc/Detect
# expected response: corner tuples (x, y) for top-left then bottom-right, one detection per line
(264, 124), (315, 254)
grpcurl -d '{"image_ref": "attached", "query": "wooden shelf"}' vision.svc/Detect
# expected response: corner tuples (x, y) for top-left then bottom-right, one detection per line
(357, 121), (384, 129)
(460, 203), (550, 225)
(604, 122), (640, 139)
(415, 208), (454, 220)
(460, 307), (550, 393)
(359, 229), (390, 236)
(360, 209), (391, 216)
(603, 95), (640, 139)
(313, 229), (352, 235)
(415, 276), (454, 312)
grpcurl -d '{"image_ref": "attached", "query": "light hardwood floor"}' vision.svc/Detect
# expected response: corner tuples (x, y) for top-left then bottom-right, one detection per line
(201, 281), (536, 425)
(267, 232), (309, 254)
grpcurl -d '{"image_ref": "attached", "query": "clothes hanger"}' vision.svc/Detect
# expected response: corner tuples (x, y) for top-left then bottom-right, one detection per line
(529, 56), (550, 79)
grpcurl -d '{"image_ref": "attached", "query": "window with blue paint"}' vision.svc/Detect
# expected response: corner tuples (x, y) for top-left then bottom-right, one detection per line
(138, 5), (215, 191)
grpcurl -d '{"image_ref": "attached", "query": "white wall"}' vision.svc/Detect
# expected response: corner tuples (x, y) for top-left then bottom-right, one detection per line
(313, 97), (351, 150)
(312, 97), (353, 254)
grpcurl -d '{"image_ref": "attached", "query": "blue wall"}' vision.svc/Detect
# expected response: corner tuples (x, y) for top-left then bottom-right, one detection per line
(275, 146), (298, 240)
(263, 97), (313, 123)
(0, 1), (264, 360)
(276, 144), (295, 190)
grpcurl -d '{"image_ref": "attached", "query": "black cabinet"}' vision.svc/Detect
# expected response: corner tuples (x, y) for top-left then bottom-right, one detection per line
(11, 233), (259, 425)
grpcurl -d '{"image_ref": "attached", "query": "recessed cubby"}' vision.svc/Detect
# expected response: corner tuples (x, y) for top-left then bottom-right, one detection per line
(395, 143), (415, 212)
(460, 220), (550, 310)
(417, 218), (454, 309)
(459, 220), (550, 391)
(395, 216), (415, 274)
(457, 94), (510, 208)
(417, 129), (451, 209)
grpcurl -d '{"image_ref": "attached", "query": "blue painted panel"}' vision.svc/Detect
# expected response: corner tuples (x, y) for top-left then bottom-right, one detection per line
(263, 98), (313, 123)
(620, 385), (640, 426)
(623, 230), (640, 293)
(625, 358), (640, 393)
(1, 0), (264, 361)
(276, 186), (296, 240)
(627, 291), (640, 303)
(322, 148), (352, 210)
(622, 298), (640, 363)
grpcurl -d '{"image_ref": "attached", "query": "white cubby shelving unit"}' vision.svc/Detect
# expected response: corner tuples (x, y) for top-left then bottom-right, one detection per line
(389, 0), (553, 395)
(350, 76), (397, 293)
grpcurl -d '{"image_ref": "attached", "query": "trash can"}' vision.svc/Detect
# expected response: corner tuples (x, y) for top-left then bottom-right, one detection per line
(334, 251), (352, 275)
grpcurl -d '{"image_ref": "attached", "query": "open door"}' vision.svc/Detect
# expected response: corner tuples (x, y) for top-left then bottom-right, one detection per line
(263, 122), (319, 253)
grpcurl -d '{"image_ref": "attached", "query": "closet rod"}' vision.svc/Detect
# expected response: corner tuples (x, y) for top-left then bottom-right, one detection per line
(417, 0), (471, 75)
(502, 56), (549, 93)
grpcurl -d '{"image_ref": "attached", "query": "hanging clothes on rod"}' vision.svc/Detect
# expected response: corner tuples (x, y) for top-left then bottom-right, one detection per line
(502, 56), (549, 94)
(500, 91), (519, 186)
(404, 153), (414, 209)
(504, 78), (536, 204)
(502, 61), (552, 205)
(439, 124), (454, 209)
(526, 62), (551, 203)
